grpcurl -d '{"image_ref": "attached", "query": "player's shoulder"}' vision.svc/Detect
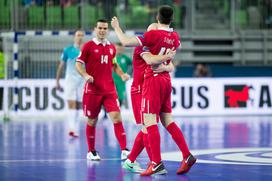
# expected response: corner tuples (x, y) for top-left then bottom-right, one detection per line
(108, 41), (115, 47)
(174, 30), (180, 35)
(64, 45), (74, 51)
(85, 40), (95, 46)
(145, 29), (159, 35)
(106, 39), (113, 45)
(172, 30), (180, 38)
(82, 40), (95, 50)
(142, 30), (161, 41)
(108, 42), (116, 52)
(134, 46), (145, 54)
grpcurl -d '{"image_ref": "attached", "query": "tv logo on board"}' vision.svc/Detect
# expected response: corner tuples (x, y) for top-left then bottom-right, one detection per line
(224, 85), (254, 108)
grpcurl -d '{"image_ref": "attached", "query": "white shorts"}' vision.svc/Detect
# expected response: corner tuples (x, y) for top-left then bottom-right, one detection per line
(64, 78), (85, 102)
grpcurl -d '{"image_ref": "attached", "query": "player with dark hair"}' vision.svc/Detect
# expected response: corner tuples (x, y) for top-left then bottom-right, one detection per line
(76, 19), (130, 161)
(112, 5), (196, 176)
(122, 23), (176, 173)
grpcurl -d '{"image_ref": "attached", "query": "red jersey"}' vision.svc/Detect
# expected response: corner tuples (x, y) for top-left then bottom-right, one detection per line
(77, 38), (116, 94)
(131, 46), (148, 94)
(136, 28), (180, 79)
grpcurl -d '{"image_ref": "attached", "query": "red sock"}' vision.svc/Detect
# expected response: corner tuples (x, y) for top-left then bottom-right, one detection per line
(128, 131), (144, 162)
(86, 123), (95, 152)
(113, 122), (127, 150)
(143, 132), (152, 161)
(146, 125), (161, 164)
(167, 122), (190, 159)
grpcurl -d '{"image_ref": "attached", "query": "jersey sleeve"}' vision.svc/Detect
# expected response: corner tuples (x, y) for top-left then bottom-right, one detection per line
(77, 42), (90, 64)
(111, 45), (117, 67)
(175, 33), (182, 49)
(60, 48), (68, 62)
(136, 31), (152, 47)
(139, 46), (150, 57)
(113, 45), (117, 58)
(178, 40), (182, 49)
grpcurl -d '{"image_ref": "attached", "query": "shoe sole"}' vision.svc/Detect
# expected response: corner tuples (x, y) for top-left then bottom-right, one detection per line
(140, 168), (168, 176)
(177, 158), (197, 175)
(87, 158), (101, 161)
(123, 164), (144, 173)
(154, 169), (168, 175)
(121, 155), (129, 160)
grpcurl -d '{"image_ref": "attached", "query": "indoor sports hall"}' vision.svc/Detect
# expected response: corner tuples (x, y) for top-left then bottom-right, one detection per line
(0, 0), (271, 180)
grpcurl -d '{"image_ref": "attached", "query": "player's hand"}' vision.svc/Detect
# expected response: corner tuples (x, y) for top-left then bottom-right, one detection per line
(84, 74), (94, 83)
(152, 64), (167, 73)
(166, 49), (176, 60)
(111, 16), (120, 29)
(121, 73), (130, 82)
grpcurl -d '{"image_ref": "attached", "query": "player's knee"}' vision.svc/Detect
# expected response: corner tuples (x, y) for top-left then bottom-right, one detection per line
(87, 118), (97, 126)
(160, 113), (173, 128)
(108, 111), (122, 123)
(143, 113), (157, 127)
(161, 119), (173, 128)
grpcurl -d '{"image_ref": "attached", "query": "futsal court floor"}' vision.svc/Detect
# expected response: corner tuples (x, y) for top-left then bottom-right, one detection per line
(0, 115), (271, 181)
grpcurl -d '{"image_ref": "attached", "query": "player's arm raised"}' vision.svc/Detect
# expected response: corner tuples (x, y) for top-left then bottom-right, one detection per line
(75, 61), (94, 83)
(112, 57), (130, 81)
(111, 16), (139, 47)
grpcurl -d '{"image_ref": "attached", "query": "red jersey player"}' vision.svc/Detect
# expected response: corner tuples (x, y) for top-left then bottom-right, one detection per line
(131, 44), (175, 125)
(76, 19), (130, 161)
(111, 5), (196, 176)
(123, 46), (174, 172)
(123, 23), (194, 174)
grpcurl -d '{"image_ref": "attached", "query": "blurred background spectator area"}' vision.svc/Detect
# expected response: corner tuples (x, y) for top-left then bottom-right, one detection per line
(0, 0), (271, 31)
(0, 0), (271, 79)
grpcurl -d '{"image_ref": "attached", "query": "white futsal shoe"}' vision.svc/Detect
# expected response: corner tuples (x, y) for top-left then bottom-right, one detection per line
(121, 149), (130, 160)
(86, 151), (101, 161)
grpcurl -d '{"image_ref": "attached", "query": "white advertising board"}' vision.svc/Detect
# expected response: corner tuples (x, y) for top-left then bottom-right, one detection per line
(0, 78), (271, 119)
(126, 77), (272, 116)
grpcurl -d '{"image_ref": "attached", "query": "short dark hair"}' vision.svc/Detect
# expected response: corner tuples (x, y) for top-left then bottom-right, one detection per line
(95, 19), (108, 26)
(157, 5), (173, 24)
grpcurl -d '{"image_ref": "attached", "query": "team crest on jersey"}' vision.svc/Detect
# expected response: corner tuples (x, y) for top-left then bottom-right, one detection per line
(142, 46), (150, 52)
(94, 49), (99, 53)
(109, 48), (113, 55)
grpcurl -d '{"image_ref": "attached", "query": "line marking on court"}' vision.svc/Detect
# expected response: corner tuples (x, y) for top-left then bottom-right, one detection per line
(2, 148), (271, 165)
(0, 158), (122, 163)
(162, 147), (272, 166)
